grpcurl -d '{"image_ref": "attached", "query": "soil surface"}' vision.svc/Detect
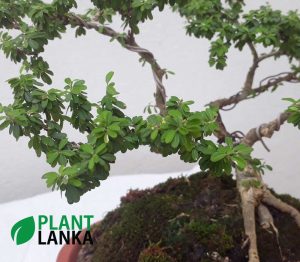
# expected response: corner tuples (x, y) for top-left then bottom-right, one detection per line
(77, 173), (300, 262)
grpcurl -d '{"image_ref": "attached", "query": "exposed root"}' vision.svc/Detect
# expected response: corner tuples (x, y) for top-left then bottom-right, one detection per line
(257, 204), (283, 261)
(235, 161), (300, 261)
(236, 166), (261, 262)
(241, 237), (250, 250)
(262, 189), (300, 228)
(239, 187), (260, 262)
(237, 184), (300, 262)
(257, 204), (273, 230)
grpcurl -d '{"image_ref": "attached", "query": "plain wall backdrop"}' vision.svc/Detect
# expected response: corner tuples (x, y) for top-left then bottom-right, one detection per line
(1, 0), (300, 203)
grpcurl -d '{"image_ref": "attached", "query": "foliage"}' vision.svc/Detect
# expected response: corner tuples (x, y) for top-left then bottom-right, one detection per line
(284, 98), (300, 129)
(1, 0), (300, 203)
(0, 1), (300, 79)
(1, 72), (252, 203)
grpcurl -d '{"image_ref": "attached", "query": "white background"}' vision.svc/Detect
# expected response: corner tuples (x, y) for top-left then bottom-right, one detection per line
(1, 0), (300, 203)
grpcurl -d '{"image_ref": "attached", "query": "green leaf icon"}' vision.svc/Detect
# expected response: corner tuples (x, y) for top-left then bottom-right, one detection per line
(11, 216), (35, 245)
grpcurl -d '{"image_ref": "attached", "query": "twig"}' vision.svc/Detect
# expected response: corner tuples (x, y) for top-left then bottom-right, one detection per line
(209, 50), (290, 111)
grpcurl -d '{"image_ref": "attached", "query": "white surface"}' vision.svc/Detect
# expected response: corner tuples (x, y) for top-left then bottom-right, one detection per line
(0, 170), (197, 262)
(1, 0), (300, 202)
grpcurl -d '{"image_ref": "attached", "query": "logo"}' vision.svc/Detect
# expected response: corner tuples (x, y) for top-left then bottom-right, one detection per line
(11, 215), (94, 245)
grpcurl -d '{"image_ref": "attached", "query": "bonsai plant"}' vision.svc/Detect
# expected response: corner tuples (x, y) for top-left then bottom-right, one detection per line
(0, 0), (300, 261)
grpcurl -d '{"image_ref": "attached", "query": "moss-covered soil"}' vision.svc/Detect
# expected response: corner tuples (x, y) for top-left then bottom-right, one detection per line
(77, 173), (300, 262)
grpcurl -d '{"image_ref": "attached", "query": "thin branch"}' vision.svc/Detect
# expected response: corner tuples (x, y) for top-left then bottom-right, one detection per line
(247, 42), (259, 61)
(242, 111), (289, 147)
(214, 112), (231, 143)
(258, 50), (283, 62)
(209, 72), (298, 110)
(255, 72), (299, 94)
(209, 47), (288, 110)
(243, 42), (259, 92)
(6, 13), (168, 114)
(206, 45), (287, 145)
(68, 14), (167, 114)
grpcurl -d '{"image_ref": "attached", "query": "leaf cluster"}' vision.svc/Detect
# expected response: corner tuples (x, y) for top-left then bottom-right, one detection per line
(0, 72), (253, 203)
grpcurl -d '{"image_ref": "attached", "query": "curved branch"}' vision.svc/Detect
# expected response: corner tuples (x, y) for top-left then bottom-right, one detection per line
(209, 47), (289, 110)
(242, 112), (289, 147)
(258, 50), (283, 62)
(210, 72), (297, 110)
(243, 42), (259, 92)
(5, 13), (168, 114)
(214, 112), (231, 143)
(69, 14), (167, 114)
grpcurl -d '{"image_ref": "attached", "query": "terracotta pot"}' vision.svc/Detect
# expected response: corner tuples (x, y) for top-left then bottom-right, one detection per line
(56, 229), (86, 262)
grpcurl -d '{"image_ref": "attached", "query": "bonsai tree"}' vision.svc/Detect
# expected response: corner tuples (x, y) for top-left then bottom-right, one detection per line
(1, 0), (300, 260)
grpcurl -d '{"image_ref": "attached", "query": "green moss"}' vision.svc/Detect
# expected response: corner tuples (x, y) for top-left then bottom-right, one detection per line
(78, 173), (300, 262)
(241, 179), (262, 189)
(90, 194), (179, 262)
(185, 220), (234, 252)
(112, 194), (179, 243)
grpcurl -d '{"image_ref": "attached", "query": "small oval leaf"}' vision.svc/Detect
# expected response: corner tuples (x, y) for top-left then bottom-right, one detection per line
(11, 216), (35, 245)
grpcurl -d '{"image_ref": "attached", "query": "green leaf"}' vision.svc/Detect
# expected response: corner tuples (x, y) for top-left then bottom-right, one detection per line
(105, 71), (114, 84)
(232, 156), (247, 170)
(28, 39), (39, 50)
(192, 149), (199, 161)
(225, 137), (233, 147)
(58, 138), (68, 150)
(41, 73), (52, 84)
(65, 78), (72, 85)
(80, 144), (94, 154)
(107, 84), (118, 96)
(164, 130), (176, 144)
(65, 185), (81, 204)
(69, 178), (82, 188)
(0, 120), (9, 130)
(234, 144), (253, 155)
(168, 110), (182, 119)
(171, 133), (180, 148)
(104, 133), (109, 143)
(12, 125), (21, 140)
(211, 152), (227, 162)
(72, 84), (86, 94)
(47, 151), (59, 165)
(11, 216), (35, 245)
(62, 166), (79, 176)
(107, 129), (117, 138)
(42, 172), (58, 187)
(88, 159), (95, 171)
(150, 129), (158, 140)
(101, 153), (116, 162)
(62, 150), (75, 157)
(109, 124), (120, 132)
(95, 143), (107, 154)
(75, 27), (86, 37)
